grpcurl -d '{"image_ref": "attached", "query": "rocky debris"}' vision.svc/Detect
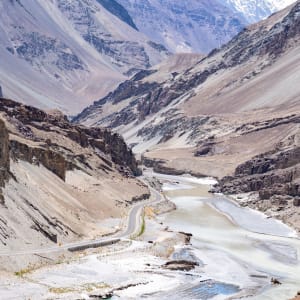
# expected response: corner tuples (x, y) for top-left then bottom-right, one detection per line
(179, 232), (193, 244)
(136, 113), (211, 144)
(88, 292), (114, 299)
(13, 31), (84, 71)
(163, 260), (199, 271)
(142, 156), (205, 178)
(235, 115), (300, 136)
(129, 193), (151, 204)
(271, 277), (282, 285)
(195, 136), (216, 157)
(84, 282), (148, 299)
(142, 158), (174, 174)
(293, 197), (300, 207)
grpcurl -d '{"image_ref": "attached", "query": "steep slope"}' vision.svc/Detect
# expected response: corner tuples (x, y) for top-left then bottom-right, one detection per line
(75, 1), (300, 224)
(0, 98), (148, 270)
(96, 0), (138, 30)
(0, 0), (169, 115)
(75, 1), (300, 138)
(117, 0), (246, 53)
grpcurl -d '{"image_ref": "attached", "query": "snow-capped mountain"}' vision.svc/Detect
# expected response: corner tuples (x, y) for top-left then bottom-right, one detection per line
(222, 0), (296, 22)
(117, 0), (296, 53)
(116, 0), (246, 53)
(0, 0), (169, 114)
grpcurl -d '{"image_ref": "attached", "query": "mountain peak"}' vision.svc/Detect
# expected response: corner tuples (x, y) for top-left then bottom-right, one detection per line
(223, 0), (297, 22)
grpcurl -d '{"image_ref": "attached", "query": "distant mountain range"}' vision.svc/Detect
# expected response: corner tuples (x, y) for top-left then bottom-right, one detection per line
(0, 0), (296, 115)
(0, 0), (169, 114)
(117, 0), (296, 53)
(74, 1), (300, 219)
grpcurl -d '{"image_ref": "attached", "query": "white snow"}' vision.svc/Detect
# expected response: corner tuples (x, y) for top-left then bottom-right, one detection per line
(223, 0), (296, 23)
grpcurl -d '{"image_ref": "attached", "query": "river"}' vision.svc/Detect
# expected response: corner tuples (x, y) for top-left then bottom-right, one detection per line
(153, 173), (300, 300)
(1, 173), (300, 299)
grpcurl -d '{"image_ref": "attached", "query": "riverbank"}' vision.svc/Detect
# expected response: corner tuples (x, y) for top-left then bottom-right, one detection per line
(0, 172), (299, 299)
(229, 192), (300, 234)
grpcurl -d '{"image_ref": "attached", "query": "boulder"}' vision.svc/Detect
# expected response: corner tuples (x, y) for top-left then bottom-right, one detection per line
(163, 260), (199, 271)
(293, 197), (300, 207)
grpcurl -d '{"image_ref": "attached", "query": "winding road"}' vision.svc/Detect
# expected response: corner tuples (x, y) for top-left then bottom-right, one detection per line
(0, 178), (162, 256)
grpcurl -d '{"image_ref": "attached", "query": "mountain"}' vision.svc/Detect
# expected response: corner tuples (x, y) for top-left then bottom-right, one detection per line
(223, 0), (296, 22)
(96, 0), (138, 30)
(0, 97), (149, 268)
(116, 0), (246, 53)
(116, 0), (296, 53)
(0, 0), (169, 115)
(75, 1), (300, 224)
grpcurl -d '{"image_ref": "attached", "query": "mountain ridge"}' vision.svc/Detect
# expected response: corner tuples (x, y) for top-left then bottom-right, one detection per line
(74, 1), (300, 225)
(0, 0), (169, 115)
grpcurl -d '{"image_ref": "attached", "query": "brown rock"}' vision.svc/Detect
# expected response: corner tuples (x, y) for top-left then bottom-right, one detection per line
(293, 197), (300, 207)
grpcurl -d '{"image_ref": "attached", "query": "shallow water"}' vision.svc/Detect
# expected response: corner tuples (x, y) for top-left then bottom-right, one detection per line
(157, 175), (300, 300)
(145, 280), (240, 299)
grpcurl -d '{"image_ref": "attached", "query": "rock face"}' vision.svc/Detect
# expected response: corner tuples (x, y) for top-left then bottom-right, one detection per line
(96, 0), (138, 30)
(215, 146), (300, 201)
(0, 120), (9, 191)
(163, 260), (199, 271)
(0, 98), (140, 177)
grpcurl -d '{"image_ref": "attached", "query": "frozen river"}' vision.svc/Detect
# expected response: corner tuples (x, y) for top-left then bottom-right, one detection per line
(156, 173), (300, 299)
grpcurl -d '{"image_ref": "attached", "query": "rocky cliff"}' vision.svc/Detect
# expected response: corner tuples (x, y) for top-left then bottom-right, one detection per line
(0, 120), (9, 199)
(0, 98), (147, 269)
(215, 143), (300, 200)
(0, 98), (140, 177)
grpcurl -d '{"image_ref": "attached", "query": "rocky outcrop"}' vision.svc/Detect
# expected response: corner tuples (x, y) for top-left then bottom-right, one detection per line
(215, 146), (300, 202)
(0, 98), (141, 178)
(163, 260), (199, 271)
(0, 120), (9, 201)
(10, 140), (66, 181)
